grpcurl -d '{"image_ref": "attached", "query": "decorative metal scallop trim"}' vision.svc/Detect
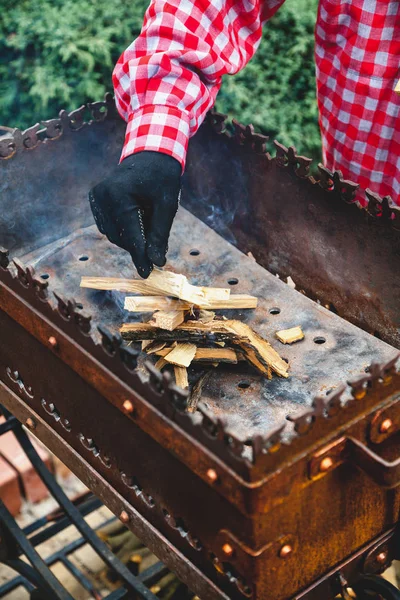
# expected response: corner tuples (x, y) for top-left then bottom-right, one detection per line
(205, 109), (400, 231)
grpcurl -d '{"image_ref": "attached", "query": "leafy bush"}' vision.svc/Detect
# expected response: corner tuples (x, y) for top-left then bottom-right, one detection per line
(0, 0), (321, 160)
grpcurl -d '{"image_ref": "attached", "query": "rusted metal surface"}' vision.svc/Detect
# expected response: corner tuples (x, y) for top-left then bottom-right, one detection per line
(294, 527), (398, 599)
(0, 94), (124, 257)
(0, 383), (230, 600)
(15, 209), (397, 442)
(1, 99), (400, 599)
(183, 112), (400, 349)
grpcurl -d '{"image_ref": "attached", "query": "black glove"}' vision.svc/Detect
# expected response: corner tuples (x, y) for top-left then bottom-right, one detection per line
(89, 151), (182, 278)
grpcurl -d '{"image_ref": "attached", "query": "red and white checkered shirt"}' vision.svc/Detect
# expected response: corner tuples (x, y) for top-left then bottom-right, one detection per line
(113, 0), (400, 203)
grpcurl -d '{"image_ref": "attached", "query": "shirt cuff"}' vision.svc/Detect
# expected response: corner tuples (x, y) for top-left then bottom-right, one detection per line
(120, 105), (190, 172)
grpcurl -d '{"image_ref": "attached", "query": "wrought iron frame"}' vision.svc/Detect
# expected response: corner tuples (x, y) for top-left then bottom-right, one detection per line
(0, 403), (168, 600)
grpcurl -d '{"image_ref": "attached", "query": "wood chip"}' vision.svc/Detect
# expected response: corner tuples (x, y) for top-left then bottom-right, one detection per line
(141, 340), (152, 351)
(276, 326), (304, 344)
(164, 343), (197, 368)
(121, 320), (289, 377)
(174, 366), (189, 389)
(152, 310), (186, 331)
(154, 357), (168, 370)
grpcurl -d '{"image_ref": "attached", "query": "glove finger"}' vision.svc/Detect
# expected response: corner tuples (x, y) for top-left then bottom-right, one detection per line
(147, 190), (180, 266)
(117, 208), (153, 278)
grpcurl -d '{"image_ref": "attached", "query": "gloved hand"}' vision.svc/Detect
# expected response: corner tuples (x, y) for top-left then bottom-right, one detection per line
(89, 151), (182, 278)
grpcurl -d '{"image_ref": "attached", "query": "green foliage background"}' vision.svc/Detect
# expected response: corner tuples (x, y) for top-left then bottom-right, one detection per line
(0, 0), (321, 160)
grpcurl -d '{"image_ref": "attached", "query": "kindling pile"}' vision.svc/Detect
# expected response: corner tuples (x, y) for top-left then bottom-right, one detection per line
(81, 269), (292, 401)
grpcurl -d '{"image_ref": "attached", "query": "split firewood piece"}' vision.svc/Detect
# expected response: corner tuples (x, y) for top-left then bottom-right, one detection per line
(187, 371), (213, 413)
(155, 346), (239, 364)
(276, 326), (304, 344)
(147, 268), (230, 305)
(81, 276), (162, 295)
(80, 269), (229, 305)
(155, 357), (168, 370)
(125, 296), (191, 312)
(124, 294), (258, 311)
(203, 295), (258, 309)
(152, 310), (186, 331)
(143, 341), (167, 354)
(164, 343), (197, 368)
(194, 347), (238, 363)
(81, 271), (262, 309)
(174, 366), (189, 389)
(121, 320), (289, 377)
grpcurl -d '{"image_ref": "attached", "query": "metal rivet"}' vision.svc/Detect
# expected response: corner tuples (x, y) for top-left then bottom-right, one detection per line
(48, 336), (58, 349)
(379, 419), (393, 434)
(279, 544), (292, 558)
(206, 469), (218, 483)
(354, 389), (367, 400)
(376, 551), (387, 564)
(222, 543), (234, 557)
(319, 457), (334, 472)
(122, 400), (134, 414)
(26, 418), (36, 430)
(119, 510), (130, 524)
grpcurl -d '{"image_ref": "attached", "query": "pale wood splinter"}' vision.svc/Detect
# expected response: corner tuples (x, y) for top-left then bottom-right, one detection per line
(164, 343), (197, 368)
(152, 310), (186, 331)
(81, 269), (231, 307)
(276, 326), (304, 344)
(174, 366), (189, 389)
(153, 346), (239, 364)
(124, 295), (258, 311)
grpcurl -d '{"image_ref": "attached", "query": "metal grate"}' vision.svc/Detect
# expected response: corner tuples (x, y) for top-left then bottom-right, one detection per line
(0, 404), (168, 600)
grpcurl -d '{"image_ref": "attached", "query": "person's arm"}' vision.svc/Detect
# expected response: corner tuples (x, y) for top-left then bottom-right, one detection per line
(113, 0), (285, 171)
(90, 0), (286, 277)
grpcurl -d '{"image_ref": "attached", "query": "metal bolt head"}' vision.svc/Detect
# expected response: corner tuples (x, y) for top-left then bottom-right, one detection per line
(222, 543), (234, 557)
(119, 510), (130, 524)
(122, 400), (134, 414)
(319, 457), (333, 472)
(376, 551), (387, 564)
(206, 468), (218, 483)
(354, 388), (367, 400)
(379, 418), (393, 434)
(279, 544), (292, 559)
(26, 418), (36, 430)
(48, 336), (58, 349)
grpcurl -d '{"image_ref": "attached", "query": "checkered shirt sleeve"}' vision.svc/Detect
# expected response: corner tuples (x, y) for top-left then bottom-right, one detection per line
(113, 0), (285, 170)
(315, 0), (400, 204)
